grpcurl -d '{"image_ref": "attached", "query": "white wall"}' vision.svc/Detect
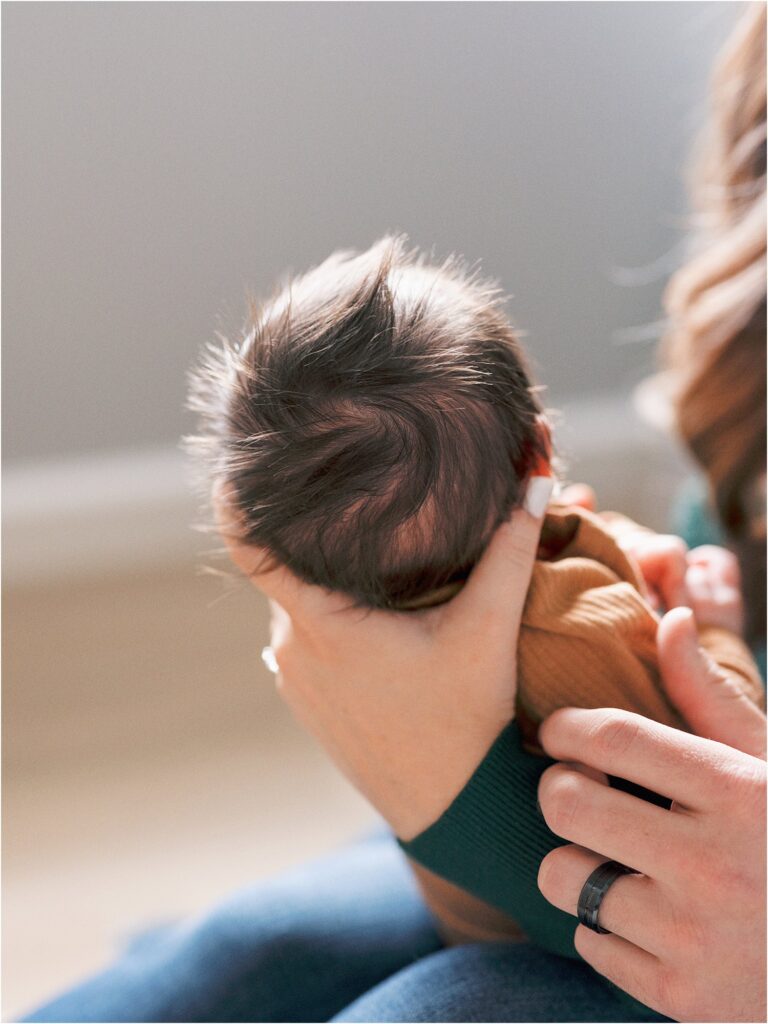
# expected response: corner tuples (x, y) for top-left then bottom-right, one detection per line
(2, 392), (695, 584)
(4, 1), (737, 463)
(2, 10), (728, 1011)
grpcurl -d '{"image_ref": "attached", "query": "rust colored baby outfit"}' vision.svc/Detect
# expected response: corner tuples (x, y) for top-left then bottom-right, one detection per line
(516, 505), (762, 742)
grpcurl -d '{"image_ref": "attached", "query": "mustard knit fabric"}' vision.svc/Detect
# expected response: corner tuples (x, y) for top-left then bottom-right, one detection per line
(517, 506), (763, 732)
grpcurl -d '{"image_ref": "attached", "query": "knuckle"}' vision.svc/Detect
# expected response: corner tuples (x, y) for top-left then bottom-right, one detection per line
(590, 713), (643, 762)
(538, 766), (583, 837)
(709, 755), (765, 813)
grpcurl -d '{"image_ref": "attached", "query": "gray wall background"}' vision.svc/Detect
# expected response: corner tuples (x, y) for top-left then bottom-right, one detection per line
(3, 1), (737, 463)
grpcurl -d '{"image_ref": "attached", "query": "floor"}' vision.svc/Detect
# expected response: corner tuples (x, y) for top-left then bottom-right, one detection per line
(2, 565), (376, 1022)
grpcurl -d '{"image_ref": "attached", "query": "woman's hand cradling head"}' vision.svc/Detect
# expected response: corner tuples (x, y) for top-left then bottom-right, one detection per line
(217, 477), (553, 840)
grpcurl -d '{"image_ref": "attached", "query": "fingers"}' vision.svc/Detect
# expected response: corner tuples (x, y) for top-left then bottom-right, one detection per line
(573, 927), (668, 1018)
(446, 476), (552, 636)
(537, 762), (687, 879)
(539, 706), (735, 810)
(623, 534), (690, 610)
(538, 845), (662, 954)
(657, 608), (766, 759)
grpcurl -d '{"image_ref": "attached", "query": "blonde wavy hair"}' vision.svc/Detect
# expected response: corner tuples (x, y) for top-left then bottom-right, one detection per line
(663, 2), (766, 640)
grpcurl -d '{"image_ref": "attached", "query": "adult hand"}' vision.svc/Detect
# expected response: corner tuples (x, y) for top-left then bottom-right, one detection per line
(537, 607), (767, 1022)
(218, 477), (553, 840)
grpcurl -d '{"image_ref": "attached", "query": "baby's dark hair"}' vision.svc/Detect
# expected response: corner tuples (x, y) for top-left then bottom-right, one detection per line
(188, 236), (548, 608)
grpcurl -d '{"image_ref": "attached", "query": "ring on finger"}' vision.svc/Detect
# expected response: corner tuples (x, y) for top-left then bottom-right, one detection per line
(577, 860), (639, 934)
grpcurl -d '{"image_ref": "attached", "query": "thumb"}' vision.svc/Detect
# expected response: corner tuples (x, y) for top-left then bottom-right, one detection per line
(447, 476), (553, 636)
(657, 607), (766, 759)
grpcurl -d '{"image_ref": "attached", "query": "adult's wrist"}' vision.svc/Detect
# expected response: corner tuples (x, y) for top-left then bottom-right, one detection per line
(398, 720), (579, 959)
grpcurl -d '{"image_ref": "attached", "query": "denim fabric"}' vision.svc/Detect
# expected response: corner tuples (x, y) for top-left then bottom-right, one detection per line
(22, 835), (439, 1023)
(333, 942), (670, 1023)
(22, 835), (669, 1023)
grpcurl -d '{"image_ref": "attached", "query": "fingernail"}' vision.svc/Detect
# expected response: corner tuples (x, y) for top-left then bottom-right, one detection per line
(524, 476), (554, 518)
(673, 606), (696, 634)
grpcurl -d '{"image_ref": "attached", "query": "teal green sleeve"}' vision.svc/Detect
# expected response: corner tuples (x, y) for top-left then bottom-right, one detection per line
(398, 720), (579, 959)
(399, 722), (659, 1017)
(671, 476), (725, 550)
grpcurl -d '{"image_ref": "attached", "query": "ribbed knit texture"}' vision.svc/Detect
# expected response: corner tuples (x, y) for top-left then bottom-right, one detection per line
(518, 507), (762, 731)
(399, 723), (666, 1019)
(400, 505), (764, 962)
(401, 721), (578, 955)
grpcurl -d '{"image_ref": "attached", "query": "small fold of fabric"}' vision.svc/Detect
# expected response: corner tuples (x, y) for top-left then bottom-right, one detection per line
(518, 507), (762, 738)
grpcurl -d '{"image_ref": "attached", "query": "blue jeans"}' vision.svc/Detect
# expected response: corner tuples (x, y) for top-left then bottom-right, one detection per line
(22, 834), (668, 1023)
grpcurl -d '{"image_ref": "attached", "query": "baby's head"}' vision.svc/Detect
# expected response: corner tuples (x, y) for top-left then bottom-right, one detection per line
(190, 236), (549, 608)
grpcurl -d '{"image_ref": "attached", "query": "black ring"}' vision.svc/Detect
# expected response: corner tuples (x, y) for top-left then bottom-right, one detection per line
(577, 860), (638, 934)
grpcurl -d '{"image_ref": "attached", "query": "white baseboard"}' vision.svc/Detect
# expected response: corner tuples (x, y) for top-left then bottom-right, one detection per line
(3, 394), (692, 586)
(3, 447), (204, 586)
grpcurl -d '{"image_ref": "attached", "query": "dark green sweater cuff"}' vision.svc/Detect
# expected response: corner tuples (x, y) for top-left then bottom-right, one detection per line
(399, 721), (665, 1018)
(398, 720), (578, 959)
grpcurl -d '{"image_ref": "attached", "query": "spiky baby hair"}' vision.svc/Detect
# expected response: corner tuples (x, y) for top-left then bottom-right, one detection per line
(188, 236), (548, 608)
